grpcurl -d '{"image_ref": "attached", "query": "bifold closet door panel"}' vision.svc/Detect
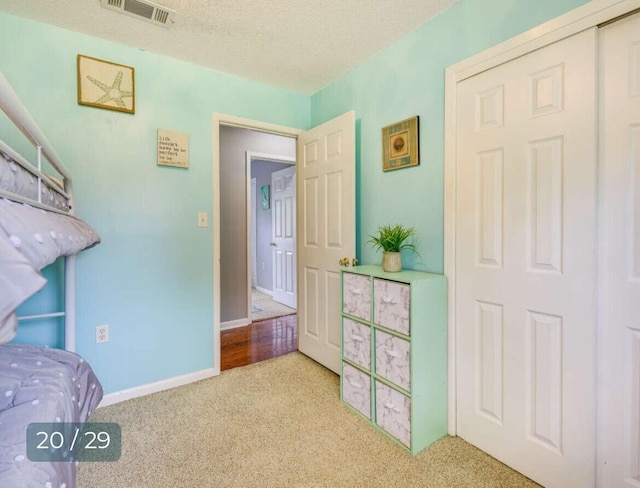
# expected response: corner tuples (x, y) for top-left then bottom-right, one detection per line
(598, 12), (640, 488)
(455, 28), (597, 488)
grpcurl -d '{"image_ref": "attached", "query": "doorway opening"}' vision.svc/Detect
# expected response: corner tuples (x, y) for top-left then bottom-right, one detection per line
(246, 152), (296, 322)
(213, 110), (355, 376)
(215, 117), (302, 373)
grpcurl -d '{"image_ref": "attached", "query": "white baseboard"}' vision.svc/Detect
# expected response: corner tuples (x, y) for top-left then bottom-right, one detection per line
(221, 318), (251, 330)
(256, 286), (272, 296)
(98, 367), (218, 408)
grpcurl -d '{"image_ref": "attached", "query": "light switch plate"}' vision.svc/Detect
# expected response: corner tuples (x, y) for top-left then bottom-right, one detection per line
(198, 212), (208, 227)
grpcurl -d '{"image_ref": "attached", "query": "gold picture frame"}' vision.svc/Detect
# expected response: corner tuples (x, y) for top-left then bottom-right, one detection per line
(382, 116), (419, 171)
(77, 54), (135, 114)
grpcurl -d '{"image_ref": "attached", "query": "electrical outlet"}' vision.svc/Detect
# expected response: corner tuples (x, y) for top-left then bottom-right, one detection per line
(96, 325), (109, 344)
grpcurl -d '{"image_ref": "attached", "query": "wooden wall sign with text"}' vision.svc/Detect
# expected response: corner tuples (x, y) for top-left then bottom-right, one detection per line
(157, 129), (189, 168)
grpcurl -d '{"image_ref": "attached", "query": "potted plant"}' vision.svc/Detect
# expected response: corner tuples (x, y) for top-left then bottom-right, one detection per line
(367, 223), (417, 272)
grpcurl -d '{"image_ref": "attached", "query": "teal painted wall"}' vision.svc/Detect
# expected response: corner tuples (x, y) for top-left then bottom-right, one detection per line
(2, 0), (593, 396)
(1, 13), (309, 394)
(311, 0), (591, 273)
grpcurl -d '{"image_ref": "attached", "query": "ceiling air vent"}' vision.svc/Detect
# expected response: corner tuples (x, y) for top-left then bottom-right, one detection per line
(100, 0), (176, 28)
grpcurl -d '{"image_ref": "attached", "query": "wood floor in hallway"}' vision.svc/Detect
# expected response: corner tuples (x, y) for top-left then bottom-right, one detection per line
(221, 314), (298, 371)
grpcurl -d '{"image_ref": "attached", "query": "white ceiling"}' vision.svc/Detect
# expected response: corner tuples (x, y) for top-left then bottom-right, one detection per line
(0, 0), (457, 95)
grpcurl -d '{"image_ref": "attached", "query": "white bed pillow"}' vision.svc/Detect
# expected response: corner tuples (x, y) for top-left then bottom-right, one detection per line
(0, 232), (46, 344)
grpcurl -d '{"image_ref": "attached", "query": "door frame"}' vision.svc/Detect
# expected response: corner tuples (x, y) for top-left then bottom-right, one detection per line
(444, 0), (640, 436)
(244, 151), (296, 320)
(212, 113), (302, 375)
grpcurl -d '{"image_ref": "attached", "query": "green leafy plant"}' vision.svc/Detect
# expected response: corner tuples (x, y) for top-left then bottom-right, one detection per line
(367, 224), (417, 253)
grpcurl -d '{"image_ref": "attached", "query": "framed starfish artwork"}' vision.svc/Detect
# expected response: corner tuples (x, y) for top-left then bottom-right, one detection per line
(77, 55), (135, 114)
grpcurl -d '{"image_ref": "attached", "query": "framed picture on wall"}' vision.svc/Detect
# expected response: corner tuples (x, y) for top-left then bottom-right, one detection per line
(382, 116), (419, 171)
(77, 54), (135, 114)
(260, 184), (270, 210)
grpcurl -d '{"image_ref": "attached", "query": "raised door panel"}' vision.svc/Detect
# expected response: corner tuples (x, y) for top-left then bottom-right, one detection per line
(476, 149), (504, 267)
(475, 300), (504, 425)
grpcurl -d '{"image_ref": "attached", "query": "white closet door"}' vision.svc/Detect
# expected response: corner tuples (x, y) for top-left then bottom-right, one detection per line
(455, 28), (597, 488)
(599, 12), (640, 488)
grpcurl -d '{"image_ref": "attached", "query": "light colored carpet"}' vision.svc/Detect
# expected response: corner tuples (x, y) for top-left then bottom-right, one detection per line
(251, 289), (296, 322)
(78, 353), (540, 488)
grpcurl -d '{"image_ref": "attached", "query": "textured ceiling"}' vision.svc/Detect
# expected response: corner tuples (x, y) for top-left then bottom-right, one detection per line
(0, 0), (457, 95)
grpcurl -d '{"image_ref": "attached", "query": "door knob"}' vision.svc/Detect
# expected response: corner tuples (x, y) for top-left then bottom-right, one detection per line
(270, 242), (277, 247)
(339, 257), (350, 267)
(352, 258), (358, 267)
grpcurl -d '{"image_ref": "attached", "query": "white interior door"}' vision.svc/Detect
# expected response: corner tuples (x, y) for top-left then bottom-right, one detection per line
(297, 111), (355, 374)
(455, 29), (597, 487)
(272, 165), (296, 308)
(599, 12), (640, 487)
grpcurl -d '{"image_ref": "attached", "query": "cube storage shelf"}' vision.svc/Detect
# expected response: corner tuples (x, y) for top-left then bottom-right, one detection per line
(340, 265), (447, 455)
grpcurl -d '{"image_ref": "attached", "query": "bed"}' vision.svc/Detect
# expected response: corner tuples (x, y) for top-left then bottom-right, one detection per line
(0, 70), (103, 487)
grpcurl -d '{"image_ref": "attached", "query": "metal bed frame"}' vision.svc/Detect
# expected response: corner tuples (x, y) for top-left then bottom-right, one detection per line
(0, 71), (78, 351)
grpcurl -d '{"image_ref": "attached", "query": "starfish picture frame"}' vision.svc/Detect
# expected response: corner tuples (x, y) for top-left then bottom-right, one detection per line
(77, 54), (135, 114)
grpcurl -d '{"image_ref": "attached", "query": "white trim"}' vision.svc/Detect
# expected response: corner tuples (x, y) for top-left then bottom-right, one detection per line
(449, 0), (640, 84)
(251, 177), (257, 290)
(596, 49), (610, 487)
(97, 368), (217, 408)
(248, 151), (296, 165)
(212, 113), (302, 378)
(217, 114), (304, 137)
(256, 285), (272, 296)
(221, 318), (251, 330)
(444, 0), (640, 436)
(246, 153), (253, 322)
